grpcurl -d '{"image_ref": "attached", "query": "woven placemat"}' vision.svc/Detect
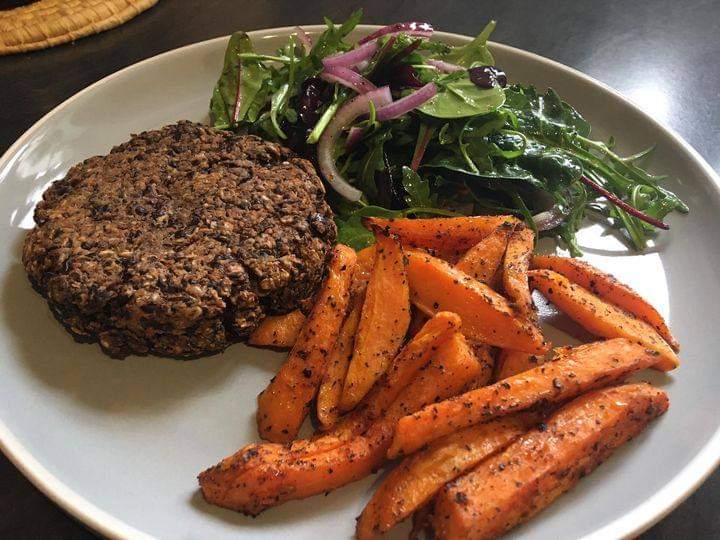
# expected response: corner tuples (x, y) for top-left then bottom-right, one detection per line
(0, 0), (159, 55)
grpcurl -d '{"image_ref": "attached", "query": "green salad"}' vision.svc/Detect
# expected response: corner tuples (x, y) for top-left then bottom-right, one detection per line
(209, 9), (687, 254)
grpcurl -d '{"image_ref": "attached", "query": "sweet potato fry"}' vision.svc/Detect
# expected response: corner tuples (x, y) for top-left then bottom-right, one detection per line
(316, 253), (374, 430)
(362, 312), (460, 415)
(455, 222), (514, 286)
(325, 313), (460, 437)
(468, 342), (495, 388)
(532, 254), (679, 350)
(248, 310), (306, 348)
(199, 422), (392, 516)
(356, 244), (376, 276)
(316, 302), (363, 430)
(341, 232), (411, 410)
(363, 216), (519, 259)
(431, 383), (669, 540)
(384, 331), (482, 424)
(256, 245), (356, 443)
(495, 349), (546, 381)
(406, 249), (548, 354)
(502, 225), (536, 317)
(529, 269), (679, 371)
(353, 245), (376, 293)
(329, 330), (481, 440)
(357, 412), (540, 539)
(387, 338), (660, 458)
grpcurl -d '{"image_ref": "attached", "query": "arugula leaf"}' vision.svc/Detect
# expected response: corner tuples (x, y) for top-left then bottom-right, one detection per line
(308, 9), (362, 62)
(402, 166), (436, 207)
(440, 20), (496, 67)
(210, 32), (269, 130)
(500, 84), (684, 250)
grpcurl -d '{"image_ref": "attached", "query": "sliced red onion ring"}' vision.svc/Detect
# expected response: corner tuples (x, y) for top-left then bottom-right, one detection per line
(318, 86), (393, 201)
(376, 83), (437, 121)
(295, 26), (313, 52)
(426, 59), (464, 73)
(357, 22), (433, 45)
(322, 40), (379, 69)
(354, 59), (370, 71)
(345, 126), (365, 150)
(533, 207), (567, 231)
(320, 66), (377, 94)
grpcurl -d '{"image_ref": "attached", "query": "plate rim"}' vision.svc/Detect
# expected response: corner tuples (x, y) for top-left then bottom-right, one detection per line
(1, 23), (719, 540)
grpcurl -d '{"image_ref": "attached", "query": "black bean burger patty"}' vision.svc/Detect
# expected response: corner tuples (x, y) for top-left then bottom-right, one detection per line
(22, 121), (336, 358)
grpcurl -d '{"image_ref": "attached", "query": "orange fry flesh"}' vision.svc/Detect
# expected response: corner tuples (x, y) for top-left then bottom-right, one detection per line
(532, 254), (679, 350)
(455, 222), (514, 286)
(328, 312), (460, 438)
(529, 269), (679, 371)
(199, 423), (392, 516)
(495, 349), (546, 381)
(363, 216), (519, 259)
(502, 225), (536, 318)
(357, 412), (540, 538)
(328, 328), (479, 441)
(316, 301), (363, 429)
(468, 341), (495, 388)
(384, 331), (481, 425)
(387, 338), (660, 458)
(432, 383), (668, 540)
(406, 249), (548, 354)
(256, 244), (356, 443)
(353, 244), (376, 293)
(248, 310), (306, 348)
(341, 232), (411, 410)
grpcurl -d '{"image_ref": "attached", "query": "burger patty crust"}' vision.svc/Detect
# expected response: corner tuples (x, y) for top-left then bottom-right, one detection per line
(22, 121), (336, 358)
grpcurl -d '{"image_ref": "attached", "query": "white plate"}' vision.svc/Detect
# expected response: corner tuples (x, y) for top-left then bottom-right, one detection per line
(1, 25), (719, 540)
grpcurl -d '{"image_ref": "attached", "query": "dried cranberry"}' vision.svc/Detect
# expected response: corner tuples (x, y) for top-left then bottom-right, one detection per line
(468, 66), (507, 88)
(299, 77), (332, 125)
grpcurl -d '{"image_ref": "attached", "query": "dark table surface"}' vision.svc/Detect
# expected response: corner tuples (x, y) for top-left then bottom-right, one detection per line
(1, 0), (719, 538)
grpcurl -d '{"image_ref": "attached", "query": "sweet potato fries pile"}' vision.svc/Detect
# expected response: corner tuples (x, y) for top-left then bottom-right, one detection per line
(199, 216), (678, 539)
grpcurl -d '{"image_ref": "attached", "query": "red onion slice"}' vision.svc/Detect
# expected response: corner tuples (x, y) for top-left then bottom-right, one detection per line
(322, 40), (379, 69)
(295, 26), (313, 52)
(426, 59), (464, 73)
(533, 207), (566, 231)
(376, 83), (437, 121)
(345, 126), (365, 150)
(357, 22), (433, 45)
(317, 86), (393, 201)
(320, 66), (377, 94)
(354, 59), (370, 71)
